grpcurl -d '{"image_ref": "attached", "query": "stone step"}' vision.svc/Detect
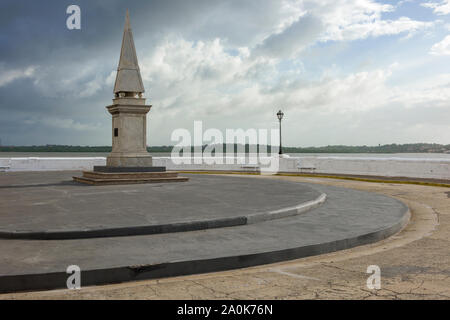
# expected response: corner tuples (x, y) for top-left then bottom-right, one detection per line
(83, 171), (179, 179)
(73, 176), (189, 185)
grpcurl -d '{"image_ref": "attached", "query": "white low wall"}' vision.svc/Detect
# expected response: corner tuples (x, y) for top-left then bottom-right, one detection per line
(152, 157), (269, 172)
(0, 157), (106, 172)
(295, 156), (450, 180)
(1, 156), (449, 180)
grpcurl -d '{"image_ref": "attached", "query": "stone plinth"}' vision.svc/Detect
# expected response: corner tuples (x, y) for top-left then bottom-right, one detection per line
(93, 166), (165, 172)
(73, 171), (188, 185)
(106, 153), (153, 167)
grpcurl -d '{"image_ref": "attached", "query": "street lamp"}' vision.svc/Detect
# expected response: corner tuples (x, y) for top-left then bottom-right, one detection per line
(277, 109), (284, 155)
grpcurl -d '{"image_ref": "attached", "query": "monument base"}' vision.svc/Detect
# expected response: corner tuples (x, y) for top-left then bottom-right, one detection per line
(94, 166), (166, 173)
(73, 171), (188, 185)
(73, 152), (189, 185)
(106, 153), (153, 167)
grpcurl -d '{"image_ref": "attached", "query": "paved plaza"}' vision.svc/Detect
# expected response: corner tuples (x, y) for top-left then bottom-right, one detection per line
(0, 172), (409, 293)
(1, 175), (447, 299)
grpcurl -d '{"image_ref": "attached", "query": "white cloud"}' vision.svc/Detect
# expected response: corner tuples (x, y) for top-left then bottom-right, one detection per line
(140, 35), (450, 120)
(31, 63), (112, 98)
(0, 65), (36, 87)
(273, 66), (450, 115)
(280, 69), (392, 113)
(139, 36), (278, 119)
(138, 35), (450, 145)
(105, 71), (116, 86)
(325, 17), (434, 41)
(390, 73), (450, 108)
(430, 35), (450, 55)
(422, 0), (450, 15)
(247, 0), (435, 59)
(311, 0), (434, 41)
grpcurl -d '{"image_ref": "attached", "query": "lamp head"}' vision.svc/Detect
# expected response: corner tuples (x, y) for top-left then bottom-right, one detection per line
(277, 110), (284, 121)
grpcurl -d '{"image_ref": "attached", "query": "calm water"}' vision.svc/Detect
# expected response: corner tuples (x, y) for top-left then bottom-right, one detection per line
(1, 152), (450, 160)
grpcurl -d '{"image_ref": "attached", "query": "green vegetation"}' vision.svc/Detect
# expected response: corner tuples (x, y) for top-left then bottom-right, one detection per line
(283, 143), (450, 154)
(0, 143), (449, 153)
(0, 145), (171, 153)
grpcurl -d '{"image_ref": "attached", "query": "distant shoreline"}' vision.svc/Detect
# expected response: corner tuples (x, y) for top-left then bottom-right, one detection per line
(2, 152), (450, 161)
(0, 151), (449, 154)
(0, 143), (449, 154)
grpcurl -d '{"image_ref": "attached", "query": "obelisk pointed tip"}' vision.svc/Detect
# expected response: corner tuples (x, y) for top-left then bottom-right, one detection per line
(114, 8), (145, 96)
(125, 9), (131, 30)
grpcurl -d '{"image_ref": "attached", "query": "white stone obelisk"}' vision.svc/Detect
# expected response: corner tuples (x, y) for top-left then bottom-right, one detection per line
(106, 10), (153, 167)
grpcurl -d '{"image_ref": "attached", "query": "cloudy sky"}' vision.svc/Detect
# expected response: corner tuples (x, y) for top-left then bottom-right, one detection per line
(0, 0), (449, 147)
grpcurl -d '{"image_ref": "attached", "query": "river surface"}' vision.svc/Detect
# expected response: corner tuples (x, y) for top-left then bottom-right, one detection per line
(1, 152), (450, 160)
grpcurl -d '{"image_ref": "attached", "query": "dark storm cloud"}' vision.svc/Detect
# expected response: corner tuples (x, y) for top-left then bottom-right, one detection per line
(0, 0), (188, 145)
(0, 0), (296, 146)
(0, 0), (259, 147)
(0, 0), (282, 67)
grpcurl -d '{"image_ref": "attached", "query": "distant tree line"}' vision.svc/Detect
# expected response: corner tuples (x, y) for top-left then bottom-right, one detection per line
(0, 143), (449, 153)
(283, 143), (450, 154)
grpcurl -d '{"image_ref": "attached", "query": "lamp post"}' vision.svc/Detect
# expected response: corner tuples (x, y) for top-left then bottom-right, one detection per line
(277, 109), (284, 155)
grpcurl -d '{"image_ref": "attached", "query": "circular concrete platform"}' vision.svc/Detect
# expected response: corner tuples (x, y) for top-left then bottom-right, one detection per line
(0, 172), (409, 293)
(0, 173), (324, 239)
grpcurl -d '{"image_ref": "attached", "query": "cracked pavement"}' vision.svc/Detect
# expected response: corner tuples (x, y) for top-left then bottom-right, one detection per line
(1, 175), (449, 300)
